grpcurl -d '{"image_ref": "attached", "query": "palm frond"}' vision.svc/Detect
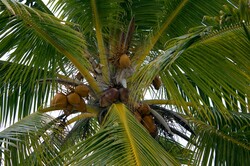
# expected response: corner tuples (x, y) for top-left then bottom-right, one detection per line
(187, 108), (250, 166)
(49, 0), (125, 32)
(130, 29), (203, 102)
(0, 112), (64, 165)
(1, 0), (100, 93)
(174, 24), (250, 114)
(0, 61), (54, 126)
(18, 0), (53, 15)
(158, 136), (193, 165)
(59, 118), (100, 152)
(90, 0), (110, 84)
(48, 0), (127, 85)
(130, 22), (249, 120)
(56, 104), (180, 166)
(131, 0), (229, 66)
(151, 105), (195, 135)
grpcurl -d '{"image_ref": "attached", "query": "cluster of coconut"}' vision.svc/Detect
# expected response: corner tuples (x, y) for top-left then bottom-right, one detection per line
(99, 87), (157, 137)
(134, 103), (158, 137)
(99, 87), (129, 107)
(51, 84), (89, 115)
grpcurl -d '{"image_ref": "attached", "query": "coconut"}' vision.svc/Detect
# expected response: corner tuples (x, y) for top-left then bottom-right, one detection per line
(152, 76), (161, 90)
(137, 103), (151, 116)
(99, 97), (108, 108)
(119, 88), (129, 102)
(75, 99), (87, 112)
(50, 99), (55, 106)
(133, 102), (140, 110)
(119, 54), (131, 68)
(134, 111), (142, 122)
(51, 93), (67, 108)
(99, 88), (119, 107)
(66, 104), (73, 111)
(142, 115), (157, 137)
(75, 84), (89, 97)
(63, 103), (73, 116)
(67, 93), (81, 106)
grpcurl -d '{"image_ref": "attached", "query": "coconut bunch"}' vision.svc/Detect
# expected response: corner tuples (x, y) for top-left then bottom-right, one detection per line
(132, 103), (197, 140)
(99, 88), (158, 137)
(97, 17), (164, 139)
(133, 103), (158, 137)
(51, 84), (89, 115)
(99, 87), (129, 107)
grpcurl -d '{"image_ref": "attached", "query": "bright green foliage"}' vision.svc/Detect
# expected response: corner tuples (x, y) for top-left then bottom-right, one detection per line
(57, 104), (180, 166)
(0, 0), (249, 165)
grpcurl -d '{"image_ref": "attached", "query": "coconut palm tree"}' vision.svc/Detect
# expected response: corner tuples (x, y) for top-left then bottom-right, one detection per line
(0, 0), (249, 165)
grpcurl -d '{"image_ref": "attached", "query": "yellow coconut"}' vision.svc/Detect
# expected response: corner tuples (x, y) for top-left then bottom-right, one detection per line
(66, 104), (73, 111)
(67, 93), (81, 106)
(119, 54), (131, 68)
(75, 84), (89, 97)
(134, 111), (142, 122)
(133, 102), (140, 110)
(99, 97), (108, 108)
(137, 103), (151, 116)
(142, 115), (157, 137)
(50, 99), (55, 106)
(119, 88), (129, 102)
(99, 88), (119, 107)
(152, 76), (161, 90)
(51, 93), (67, 108)
(75, 99), (87, 112)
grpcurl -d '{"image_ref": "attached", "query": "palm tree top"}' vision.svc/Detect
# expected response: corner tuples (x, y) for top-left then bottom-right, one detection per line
(0, 0), (250, 165)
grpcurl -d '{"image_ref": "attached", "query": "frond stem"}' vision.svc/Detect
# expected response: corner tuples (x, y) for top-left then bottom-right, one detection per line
(115, 104), (141, 166)
(133, 0), (189, 68)
(38, 78), (82, 86)
(38, 105), (100, 115)
(66, 113), (96, 126)
(144, 99), (193, 106)
(91, 0), (110, 84)
(194, 120), (250, 151)
(38, 106), (65, 113)
(150, 108), (173, 136)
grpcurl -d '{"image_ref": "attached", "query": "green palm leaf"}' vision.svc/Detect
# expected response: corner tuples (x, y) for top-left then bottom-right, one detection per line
(131, 23), (249, 118)
(59, 118), (100, 151)
(131, 0), (228, 66)
(1, 0), (100, 93)
(0, 61), (54, 126)
(0, 112), (64, 165)
(0, 0), (249, 165)
(174, 24), (250, 114)
(158, 137), (193, 165)
(17, 0), (53, 14)
(57, 104), (180, 166)
(188, 108), (250, 166)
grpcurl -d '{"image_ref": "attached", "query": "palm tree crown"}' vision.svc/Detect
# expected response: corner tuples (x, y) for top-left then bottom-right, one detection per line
(0, 0), (249, 165)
